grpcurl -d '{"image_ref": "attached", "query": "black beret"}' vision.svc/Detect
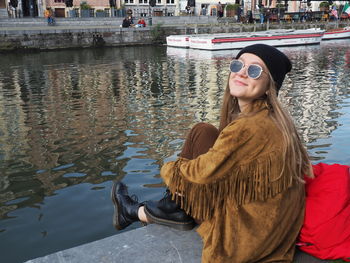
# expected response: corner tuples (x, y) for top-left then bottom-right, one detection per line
(236, 44), (292, 92)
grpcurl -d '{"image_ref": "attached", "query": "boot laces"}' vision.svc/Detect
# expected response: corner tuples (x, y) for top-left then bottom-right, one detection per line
(159, 189), (172, 205)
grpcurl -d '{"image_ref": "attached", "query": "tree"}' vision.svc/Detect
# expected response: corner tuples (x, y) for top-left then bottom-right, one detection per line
(319, 1), (329, 8)
(80, 1), (91, 10)
(226, 3), (240, 17)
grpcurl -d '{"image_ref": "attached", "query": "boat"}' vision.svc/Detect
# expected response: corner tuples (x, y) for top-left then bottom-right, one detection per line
(166, 35), (191, 48)
(189, 28), (324, 50)
(167, 47), (239, 61)
(166, 33), (229, 48)
(167, 28), (324, 51)
(322, 27), (350, 40)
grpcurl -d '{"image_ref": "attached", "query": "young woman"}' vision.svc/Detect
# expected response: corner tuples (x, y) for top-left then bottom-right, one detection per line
(111, 44), (313, 262)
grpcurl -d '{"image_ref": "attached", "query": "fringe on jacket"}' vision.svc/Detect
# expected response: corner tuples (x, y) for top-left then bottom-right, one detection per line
(168, 152), (293, 220)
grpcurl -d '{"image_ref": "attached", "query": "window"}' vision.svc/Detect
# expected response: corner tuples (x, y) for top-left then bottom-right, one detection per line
(166, 0), (175, 4)
(54, 0), (65, 2)
(139, 0), (148, 3)
(157, 0), (161, 4)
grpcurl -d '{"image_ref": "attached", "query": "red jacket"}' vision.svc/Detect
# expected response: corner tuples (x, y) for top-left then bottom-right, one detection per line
(298, 163), (350, 261)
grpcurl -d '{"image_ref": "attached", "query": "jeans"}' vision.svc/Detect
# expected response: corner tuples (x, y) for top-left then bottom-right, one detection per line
(47, 17), (54, 25)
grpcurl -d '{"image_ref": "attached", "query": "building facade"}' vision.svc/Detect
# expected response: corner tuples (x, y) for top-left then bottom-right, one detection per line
(1, 0), (344, 18)
(121, 0), (335, 18)
(3, 0), (42, 17)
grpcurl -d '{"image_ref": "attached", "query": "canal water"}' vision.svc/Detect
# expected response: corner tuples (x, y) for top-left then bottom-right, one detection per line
(0, 41), (350, 263)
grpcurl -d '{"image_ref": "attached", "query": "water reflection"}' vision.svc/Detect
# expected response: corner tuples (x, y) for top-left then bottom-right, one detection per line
(0, 41), (350, 262)
(280, 41), (350, 149)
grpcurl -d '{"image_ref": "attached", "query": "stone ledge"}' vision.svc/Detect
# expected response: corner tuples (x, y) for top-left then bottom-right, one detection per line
(25, 224), (332, 263)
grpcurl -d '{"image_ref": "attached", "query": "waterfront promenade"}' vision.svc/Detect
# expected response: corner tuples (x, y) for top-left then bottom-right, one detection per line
(0, 16), (216, 32)
(26, 224), (333, 263)
(0, 16), (218, 50)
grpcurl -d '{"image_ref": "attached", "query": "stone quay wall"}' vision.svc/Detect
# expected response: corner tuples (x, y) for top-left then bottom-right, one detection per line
(0, 27), (155, 51)
(0, 17), (349, 51)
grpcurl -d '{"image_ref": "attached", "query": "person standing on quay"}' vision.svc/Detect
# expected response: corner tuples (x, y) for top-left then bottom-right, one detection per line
(44, 8), (54, 25)
(111, 44), (313, 262)
(217, 1), (223, 17)
(259, 4), (265, 24)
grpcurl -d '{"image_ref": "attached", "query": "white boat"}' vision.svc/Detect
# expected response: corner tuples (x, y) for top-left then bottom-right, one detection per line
(322, 27), (350, 40)
(188, 28), (324, 50)
(166, 33), (230, 48)
(167, 47), (240, 60)
(166, 35), (191, 48)
(167, 28), (324, 51)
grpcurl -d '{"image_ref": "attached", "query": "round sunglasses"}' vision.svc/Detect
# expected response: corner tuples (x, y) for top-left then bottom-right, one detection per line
(229, 59), (266, 79)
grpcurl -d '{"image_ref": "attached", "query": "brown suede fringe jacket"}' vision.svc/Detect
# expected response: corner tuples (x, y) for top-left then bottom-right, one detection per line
(161, 101), (305, 263)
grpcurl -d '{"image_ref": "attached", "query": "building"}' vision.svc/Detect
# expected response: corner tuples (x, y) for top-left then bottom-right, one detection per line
(45, 0), (115, 17)
(123, 0), (334, 18)
(1, 0), (117, 18)
(2, 0), (42, 17)
(0, 0), (344, 18)
(125, 0), (177, 17)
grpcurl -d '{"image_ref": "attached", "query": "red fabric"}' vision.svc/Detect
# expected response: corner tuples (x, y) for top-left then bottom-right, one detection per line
(298, 163), (350, 261)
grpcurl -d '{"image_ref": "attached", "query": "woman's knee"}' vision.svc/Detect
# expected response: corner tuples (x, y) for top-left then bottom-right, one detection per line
(191, 122), (219, 141)
(180, 122), (220, 159)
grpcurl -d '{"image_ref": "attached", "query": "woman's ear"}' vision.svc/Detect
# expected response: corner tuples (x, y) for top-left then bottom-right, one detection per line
(265, 87), (269, 96)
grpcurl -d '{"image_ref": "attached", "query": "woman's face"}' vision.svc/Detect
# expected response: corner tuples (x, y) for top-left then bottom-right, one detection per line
(229, 53), (270, 107)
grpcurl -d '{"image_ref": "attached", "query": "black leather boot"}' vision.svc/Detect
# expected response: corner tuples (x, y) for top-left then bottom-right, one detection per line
(111, 181), (142, 230)
(144, 189), (196, 231)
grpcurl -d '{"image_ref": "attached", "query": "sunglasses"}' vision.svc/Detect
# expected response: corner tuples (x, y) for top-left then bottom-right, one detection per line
(229, 59), (266, 79)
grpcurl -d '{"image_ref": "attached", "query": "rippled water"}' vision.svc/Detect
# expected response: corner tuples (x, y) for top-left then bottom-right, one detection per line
(0, 41), (350, 262)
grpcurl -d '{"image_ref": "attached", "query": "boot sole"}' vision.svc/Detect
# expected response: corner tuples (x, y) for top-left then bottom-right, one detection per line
(144, 205), (195, 231)
(111, 182), (131, 230)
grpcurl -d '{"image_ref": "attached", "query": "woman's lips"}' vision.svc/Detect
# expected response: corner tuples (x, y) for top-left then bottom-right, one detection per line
(234, 79), (247, 86)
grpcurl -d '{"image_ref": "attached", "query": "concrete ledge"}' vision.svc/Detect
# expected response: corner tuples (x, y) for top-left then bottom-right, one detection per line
(26, 225), (202, 263)
(25, 224), (332, 263)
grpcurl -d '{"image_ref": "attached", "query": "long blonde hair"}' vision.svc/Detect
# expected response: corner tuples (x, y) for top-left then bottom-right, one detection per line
(219, 74), (313, 181)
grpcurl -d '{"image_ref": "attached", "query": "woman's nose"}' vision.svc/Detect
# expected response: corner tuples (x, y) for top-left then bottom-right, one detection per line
(236, 65), (247, 77)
